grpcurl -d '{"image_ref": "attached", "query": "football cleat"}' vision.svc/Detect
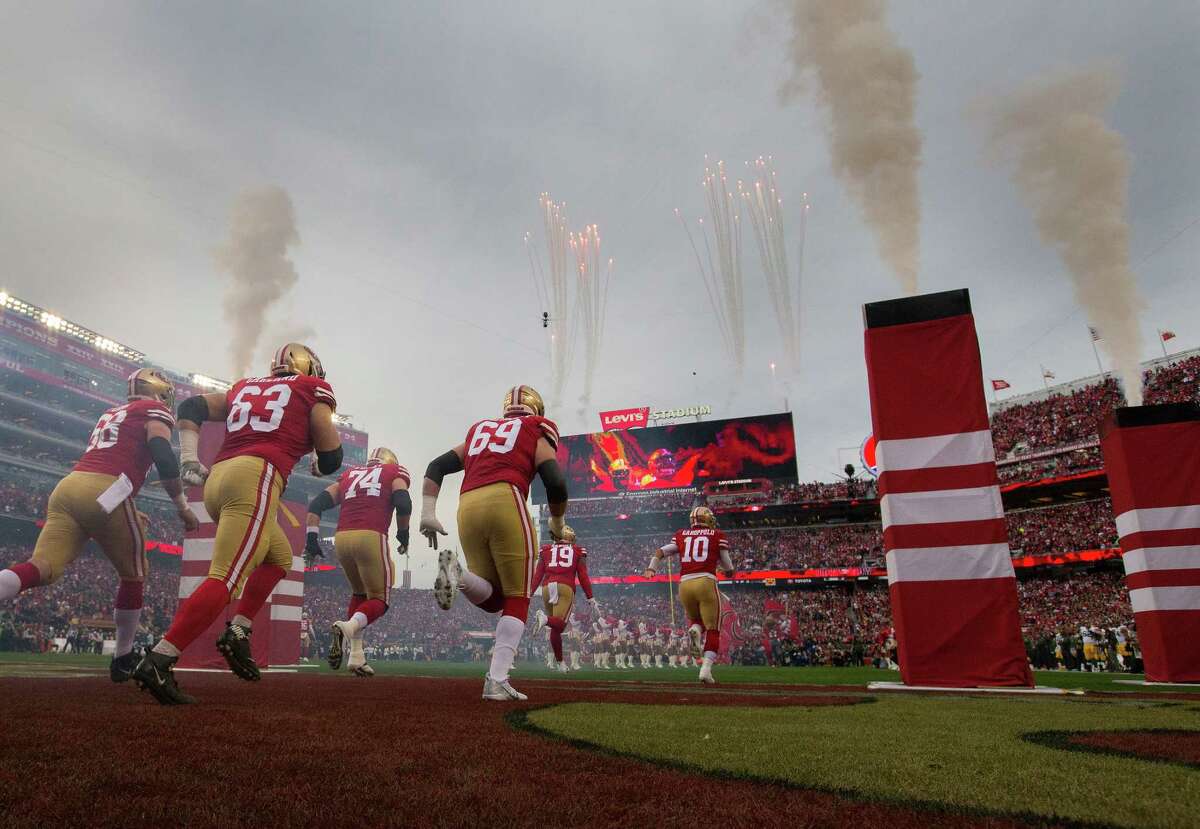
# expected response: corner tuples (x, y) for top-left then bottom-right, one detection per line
(127, 367), (176, 410)
(689, 506), (718, 529)
(534, 609), (548, 634)
(699, 658), (716, 685)
(109, 649), (140, 683)
(482, 676), (528, 701)
(502, 384), (545, 418)
(270, 342), (324, 379)
(327, 620), (353, 670)
(216, 623), (261, 681)
(352, 664), (375, 678)
(556, 661), (569, 674)
(688, 624), (703, 660)
(132, 650), (196, 705)
(433, 548), (460, 611)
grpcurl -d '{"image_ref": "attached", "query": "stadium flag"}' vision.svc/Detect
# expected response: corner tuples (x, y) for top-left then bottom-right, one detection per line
(1158, 329), (1177, 357)
(990, 379), (1010, 391)
(1089, 325), (1102, 342)
(1099, 403), (1200, 682)
(863, 289), (1032, 688)
(1040, 365), (1055, 390)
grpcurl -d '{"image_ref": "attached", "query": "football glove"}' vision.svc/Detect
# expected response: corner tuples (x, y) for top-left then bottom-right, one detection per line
(396, 527), (410, 555)
(588, 597), (600, 615)
(177, 505), (200, 533)
(303, 532), (325, 567)
(420, 514), (447, 550)
(180, 460), (209, 486)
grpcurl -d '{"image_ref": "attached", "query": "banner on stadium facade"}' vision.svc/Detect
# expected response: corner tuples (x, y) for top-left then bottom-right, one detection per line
(1100, 403), (1200, 682)
(863, 288), (1033, 688)
(599, 407), (650, 431)
(859, 434), (879, 478)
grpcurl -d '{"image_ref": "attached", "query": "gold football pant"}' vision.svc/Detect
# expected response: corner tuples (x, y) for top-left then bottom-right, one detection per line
(456, 482), (537, 599)
(335, 529), (392, 602)
(203, 456), (291, 595)
(541, 582), (575, 619)
(33, 472), (146, 583)
(679, 576), (719, 630)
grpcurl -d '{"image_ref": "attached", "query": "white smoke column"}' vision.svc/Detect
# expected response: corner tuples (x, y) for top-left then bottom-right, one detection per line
(983, 67), (1145, 404)
(216, 186), (302, 378)
(780, 0), (921, 294)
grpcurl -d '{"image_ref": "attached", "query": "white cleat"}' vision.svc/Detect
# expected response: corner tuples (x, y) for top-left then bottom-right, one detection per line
(482, 676), (528, 701)
(434, 549), (460, 611)
(699, 658), (716, 685)
(534, 609), (548, 634)
(688, 624), (703, 660)
(352, 664), (375, 677)
(556, 661), (569, 673)
(328, 620), (354, 670)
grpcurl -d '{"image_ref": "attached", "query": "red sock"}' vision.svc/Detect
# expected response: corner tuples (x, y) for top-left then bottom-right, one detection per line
(11, 562), (41, 590)
(115, 579), (144, 610)
(164, 578), (230, 651)
(347, 594), (366, 618)
(234, 565), (288, 621)
(704, 630), (721, 655)
(548, 616), (565, 661)
(502, 596), (529, 622)
(355, 598), (388, 625)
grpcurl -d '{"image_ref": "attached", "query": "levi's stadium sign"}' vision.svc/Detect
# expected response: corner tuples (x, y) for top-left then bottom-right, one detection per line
(599, 407), (650, 430)
(649, 404), (712, 422)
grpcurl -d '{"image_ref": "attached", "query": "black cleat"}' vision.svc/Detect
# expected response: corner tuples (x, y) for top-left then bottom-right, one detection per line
(216, 622), (261, 681)
(132, 650), (196, 705)
(110, 649), (140, 683)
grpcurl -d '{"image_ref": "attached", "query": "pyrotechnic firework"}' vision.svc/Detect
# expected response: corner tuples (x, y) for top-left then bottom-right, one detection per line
(676, 158), (746, 374)
(570, 224), (612, 413)
(739, 156), (807, 374)
(525, 193), (576, 410)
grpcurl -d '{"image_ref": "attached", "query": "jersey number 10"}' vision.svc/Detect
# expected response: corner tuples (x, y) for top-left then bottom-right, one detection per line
(681, 535), (710, 563)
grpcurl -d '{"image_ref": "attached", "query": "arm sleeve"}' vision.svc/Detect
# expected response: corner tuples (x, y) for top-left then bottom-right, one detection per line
(537, 459), (568, 504)
(391, 489), (412, 519)
(147, 436), (180, 481)
(424, 450), (464, 487)
(316, 446), (343, 475)
(308, 489), (336, 518)
(719, 548), (734, 573)
(576, 554), (594, 600)
(177, 395), (209, 428)
(530, 552), (547, 592)
(659, 542), (679, 558)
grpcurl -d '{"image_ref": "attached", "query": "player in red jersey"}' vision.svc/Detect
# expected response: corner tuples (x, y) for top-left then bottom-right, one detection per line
(643, 506), (734, 684)
(530, 530), (599, 672)
(0, 369), (197, 682)
(133, 343), (342, 704)
(420, 384), (571, 701)
(305, 446), (411, 677)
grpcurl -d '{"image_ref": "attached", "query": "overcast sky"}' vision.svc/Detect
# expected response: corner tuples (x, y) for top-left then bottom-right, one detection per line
(2, 2), (1197, 580)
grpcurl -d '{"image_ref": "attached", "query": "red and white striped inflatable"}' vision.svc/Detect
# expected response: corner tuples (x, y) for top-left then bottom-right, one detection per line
(864, 289), (1032, 687)
(1100, 403), (1200, 682)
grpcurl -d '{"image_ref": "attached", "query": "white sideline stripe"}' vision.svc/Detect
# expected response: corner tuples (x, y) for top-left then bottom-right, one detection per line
(182, 538), (215, 562)
(188, 502), (212, 524)
(270, 604), (303, 622)
(1115, 505), (1200, 539)
(272, 579), (304, 597)
(178, 575), (204, 598)
(1129, 585), (1200, 613)
(1123, 546), (1200, 575)
(886, 544), (1014, 584)
(877, 430), (994, 473)
(291, 556), (305, 573)
(881, 486), (1002, 527)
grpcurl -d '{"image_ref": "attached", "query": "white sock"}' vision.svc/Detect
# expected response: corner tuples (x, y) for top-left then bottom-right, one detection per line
(459, 569), (494, 606)
(487, 614), (525, 683)
(0, 570), (20, 601)
(351, 634), (365, 655)
(703, 651), (717, 663)
(152, 639), (181, 658)
(232, 614), (253, 629)
(113, 607), (141, 657)
(349, 611), (369, 633)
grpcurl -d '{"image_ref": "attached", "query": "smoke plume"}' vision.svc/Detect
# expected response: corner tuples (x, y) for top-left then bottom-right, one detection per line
(216, 186), (303, 378)
(982, 67), (1145, 404)
(780, 0), (922, 294)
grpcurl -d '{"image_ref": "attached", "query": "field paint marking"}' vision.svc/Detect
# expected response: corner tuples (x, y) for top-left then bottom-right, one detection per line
(867, 681), (1082, 695)
(1113, 679), (1200, 688)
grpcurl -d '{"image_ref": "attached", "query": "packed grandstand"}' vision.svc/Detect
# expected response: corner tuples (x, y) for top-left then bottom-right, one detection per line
(1, 292), (1197, 672)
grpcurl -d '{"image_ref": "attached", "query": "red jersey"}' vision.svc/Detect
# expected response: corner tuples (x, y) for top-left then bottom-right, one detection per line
(335, 462), (411, 535)
(531, 542), (594, 599)
(665, 527), (730, 580)
(213, 374), (337, 483)
(73, 399), (176, 494)
(460, 414), (559, 499)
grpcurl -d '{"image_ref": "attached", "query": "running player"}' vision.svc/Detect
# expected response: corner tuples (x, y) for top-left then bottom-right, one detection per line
(531, 531), (599, 673)
(0, 369), (198, 682)
(306, 447), (411, 677)
(133, 343), (341, 704)
(643, 506), (734, 684)
(420, 384), (571, 701)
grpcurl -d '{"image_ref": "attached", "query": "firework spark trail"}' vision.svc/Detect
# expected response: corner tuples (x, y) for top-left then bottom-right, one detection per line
(570, 224), (613, 412)
(739, 157), (806, 374)
(982, 67), (1146, 404)
(525, 193), (577, 409)
(676, 158), (746, 374)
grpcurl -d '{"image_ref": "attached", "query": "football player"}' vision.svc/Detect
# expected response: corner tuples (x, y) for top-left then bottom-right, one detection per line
(306, 447), (411, 677)
(643, 506), (734, 685)
(530, 530), (599, 673)
(420, 385), (570, 701)
(0, 369), (198, 682)
(133, 343), (341, 704)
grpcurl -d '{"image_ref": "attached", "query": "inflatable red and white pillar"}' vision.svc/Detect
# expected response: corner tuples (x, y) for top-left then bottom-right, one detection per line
(1100, 403), (1200, 682)
(863, 289), (1032, 687)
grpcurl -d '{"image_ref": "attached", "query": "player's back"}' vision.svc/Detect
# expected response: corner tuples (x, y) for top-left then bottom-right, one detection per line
(673, 527), (728, 580)
(214, 373), (337, 480)
(336, 462), (410, 535)
(540, 542), (586, 587)
(73, 399), (175, 493)
(461, 414), (559, 498)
